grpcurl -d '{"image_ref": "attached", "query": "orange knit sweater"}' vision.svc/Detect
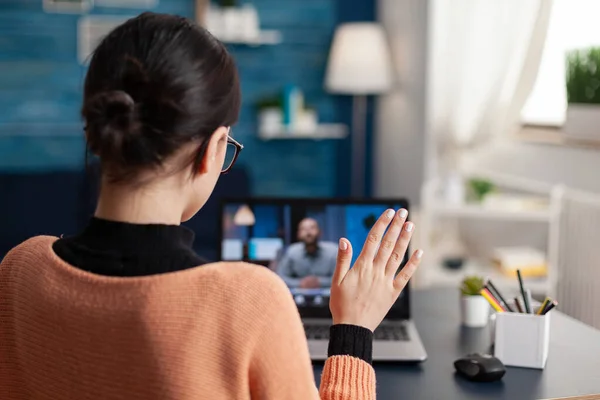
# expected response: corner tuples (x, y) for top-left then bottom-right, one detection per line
(0, 236), (375, 399)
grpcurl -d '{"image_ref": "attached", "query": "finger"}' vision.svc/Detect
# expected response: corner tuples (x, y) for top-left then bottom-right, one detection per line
(385, 221), (414, 276)
(332, 238), (353, 285)
(394, 249), (423, 291)
(359, 209), (396, 262)
(374, 208), (408, 267)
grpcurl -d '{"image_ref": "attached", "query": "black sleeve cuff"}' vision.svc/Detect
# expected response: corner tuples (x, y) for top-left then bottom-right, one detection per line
(327, 324), (373, 364)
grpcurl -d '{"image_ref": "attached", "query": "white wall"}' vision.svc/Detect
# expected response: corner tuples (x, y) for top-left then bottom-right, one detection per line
(462, 140), (600, 194)
(375, 0), (428, 205)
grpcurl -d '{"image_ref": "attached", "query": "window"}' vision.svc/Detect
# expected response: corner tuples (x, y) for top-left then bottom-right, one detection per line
(521, 0), (600, 126)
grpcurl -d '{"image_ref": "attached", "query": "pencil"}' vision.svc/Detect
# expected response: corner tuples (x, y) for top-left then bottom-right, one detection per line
(486, 280), (515, 312)
(526, 289), (534, 314)
(514, 296), (524, 313)
(480, 288), (505, 312)
(536, 297), (551, 315)
(517, 269), (531, 313)
(541, 300), (558, 315)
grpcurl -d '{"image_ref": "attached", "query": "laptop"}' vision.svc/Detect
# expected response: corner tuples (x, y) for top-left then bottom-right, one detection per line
(219, 197), (427, 362)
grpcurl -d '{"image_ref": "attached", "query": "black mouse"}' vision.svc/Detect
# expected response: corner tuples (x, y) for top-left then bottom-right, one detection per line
(454, 353), (506, 382)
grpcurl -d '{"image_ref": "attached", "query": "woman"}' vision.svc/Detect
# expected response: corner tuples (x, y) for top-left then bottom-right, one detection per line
(0, 13), (422, 399)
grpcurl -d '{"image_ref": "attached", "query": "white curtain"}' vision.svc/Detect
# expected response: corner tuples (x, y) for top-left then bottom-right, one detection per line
(427, 0), (553, 174)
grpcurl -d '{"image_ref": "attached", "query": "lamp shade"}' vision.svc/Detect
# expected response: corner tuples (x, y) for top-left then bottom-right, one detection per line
(233, 204), (255, 226)
(325, 23), (394, 95)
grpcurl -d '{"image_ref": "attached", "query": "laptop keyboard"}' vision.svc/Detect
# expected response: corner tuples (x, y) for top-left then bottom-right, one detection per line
(373, 325), (410, 341)
(305, 323), (410, 341)
(304, 325), (330, 340)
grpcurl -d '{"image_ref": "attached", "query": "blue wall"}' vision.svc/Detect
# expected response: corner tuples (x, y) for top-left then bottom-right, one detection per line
(0, 0), (374, 196)
(250, 205), (279, 238)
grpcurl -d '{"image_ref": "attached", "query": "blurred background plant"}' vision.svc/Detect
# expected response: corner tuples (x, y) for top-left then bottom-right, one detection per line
(460, 275), (485, 296)
(566, 47), (600, 104)
(220, 0), (237, 8)
(468, 178), (495, 202)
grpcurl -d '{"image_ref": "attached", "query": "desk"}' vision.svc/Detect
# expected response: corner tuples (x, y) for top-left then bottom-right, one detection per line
(313, 288), (600, 400)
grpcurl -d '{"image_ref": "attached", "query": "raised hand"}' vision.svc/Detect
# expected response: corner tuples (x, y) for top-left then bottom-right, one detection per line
(329, 209), (423, 332)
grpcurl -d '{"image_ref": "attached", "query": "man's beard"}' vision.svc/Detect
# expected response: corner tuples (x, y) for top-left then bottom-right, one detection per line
(303, 237), (317, 247)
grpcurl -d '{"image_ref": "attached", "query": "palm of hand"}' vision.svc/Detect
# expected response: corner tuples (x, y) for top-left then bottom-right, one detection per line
(329, 209), (422, 332)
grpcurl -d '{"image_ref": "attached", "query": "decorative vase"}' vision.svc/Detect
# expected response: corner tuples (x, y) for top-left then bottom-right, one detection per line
(204, 5), (223, 38)
(461, 295), (490, 328)
(295, 109), (318, 134)
(221, 7), (243, 41)
(240, 4), (260, 42)
(258, 108), (283, 137)
(564, 104), (600, 142)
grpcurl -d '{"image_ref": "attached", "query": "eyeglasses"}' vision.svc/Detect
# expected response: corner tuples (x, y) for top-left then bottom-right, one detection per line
(222, 134), (243, 174)
(194, 129), (244, 174)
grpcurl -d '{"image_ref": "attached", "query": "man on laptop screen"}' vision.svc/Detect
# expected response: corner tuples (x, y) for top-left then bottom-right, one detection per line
(277, 218), (337, 289)
(219, 198), (427, 361)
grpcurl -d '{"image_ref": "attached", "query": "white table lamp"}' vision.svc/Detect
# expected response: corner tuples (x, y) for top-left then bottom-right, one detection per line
(233, 204), (255, 226)
(325, 23), (394, 197)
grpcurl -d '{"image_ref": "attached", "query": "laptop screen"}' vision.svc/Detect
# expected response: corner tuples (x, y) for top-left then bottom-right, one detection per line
(219, 198), (410, 320)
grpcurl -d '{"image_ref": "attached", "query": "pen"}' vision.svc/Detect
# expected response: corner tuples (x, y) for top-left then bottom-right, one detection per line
(526, 289), (534, 314)
(514, 296), (524, 313)
(541, 300), (558, 315)
(486, 280), (514, 312)
(517, 269), (531, 313)
(480, 288), (505, 312)
(537, 297), (551, 315)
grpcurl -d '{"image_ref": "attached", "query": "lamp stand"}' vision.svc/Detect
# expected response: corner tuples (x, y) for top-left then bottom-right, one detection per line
(351, 95), (368, 198)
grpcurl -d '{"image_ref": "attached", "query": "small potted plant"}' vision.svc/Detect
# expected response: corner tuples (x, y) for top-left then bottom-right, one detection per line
(468, 178), (495, 203)
(564, 47), (600, 141)
(256, 95), (283, 137)
(460, 276), (489, 328)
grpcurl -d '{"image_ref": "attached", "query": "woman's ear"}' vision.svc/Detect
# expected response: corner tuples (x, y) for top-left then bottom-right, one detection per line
(199, 126), (229, 174)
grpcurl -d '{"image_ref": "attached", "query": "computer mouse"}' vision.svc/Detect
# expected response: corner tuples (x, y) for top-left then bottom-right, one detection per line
(454, 353), (506, 382)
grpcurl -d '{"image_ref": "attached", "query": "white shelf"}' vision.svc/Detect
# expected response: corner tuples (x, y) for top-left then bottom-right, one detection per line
(430, 202), (552, 222)
(218, 30), (282, 45)
(423, 260), (549, 295)
(258, 124), (348, 140)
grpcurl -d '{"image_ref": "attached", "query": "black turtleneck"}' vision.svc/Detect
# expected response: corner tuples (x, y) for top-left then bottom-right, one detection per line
(52, 217), (373, 364)
(52, 217), (206, 277)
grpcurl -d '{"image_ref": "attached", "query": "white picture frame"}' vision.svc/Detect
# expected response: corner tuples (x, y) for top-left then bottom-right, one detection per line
(43, 0), (93, 13)
(77, 15), (129, 64)
(94, 0), (158, 8)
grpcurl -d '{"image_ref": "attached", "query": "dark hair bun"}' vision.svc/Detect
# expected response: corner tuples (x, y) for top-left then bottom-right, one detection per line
(82, 13), (241, 182)
(84, 90), (141, 164)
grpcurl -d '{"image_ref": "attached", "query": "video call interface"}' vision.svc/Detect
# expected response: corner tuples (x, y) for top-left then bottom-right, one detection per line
(221, 201), (407, 308)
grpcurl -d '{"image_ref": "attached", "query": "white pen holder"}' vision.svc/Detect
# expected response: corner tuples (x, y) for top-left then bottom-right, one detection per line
(494, 312), (550, 369)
